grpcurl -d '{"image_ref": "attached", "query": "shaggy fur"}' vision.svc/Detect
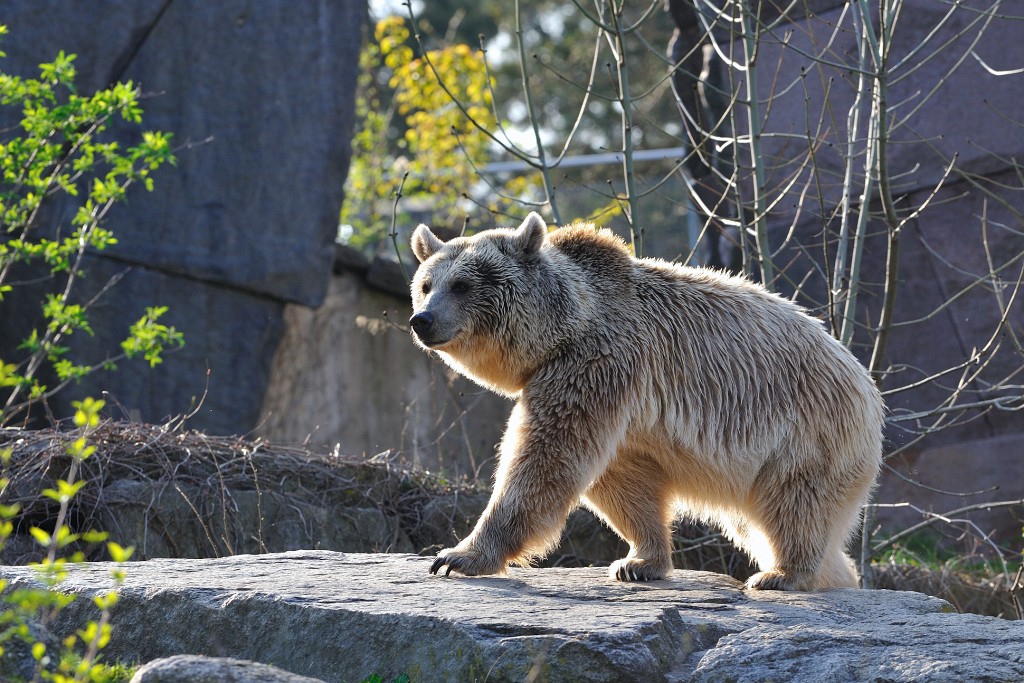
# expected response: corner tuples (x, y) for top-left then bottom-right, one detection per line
(409, 213), (884, 591)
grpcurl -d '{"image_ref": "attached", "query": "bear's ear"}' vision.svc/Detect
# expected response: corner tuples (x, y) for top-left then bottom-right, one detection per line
(512, 212), (546, 256)
(411, 224), (446, 263)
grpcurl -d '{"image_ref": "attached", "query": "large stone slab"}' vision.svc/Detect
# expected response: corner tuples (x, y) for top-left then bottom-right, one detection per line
(1, 0), (363, 306)
(1, 551), (1021, 682)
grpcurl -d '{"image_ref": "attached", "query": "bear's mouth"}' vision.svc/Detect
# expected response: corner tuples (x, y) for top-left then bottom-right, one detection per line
(413, 331), (456, 350)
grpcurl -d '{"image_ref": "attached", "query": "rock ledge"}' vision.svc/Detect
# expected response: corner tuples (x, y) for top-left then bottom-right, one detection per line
(1, 551), (1022, 682)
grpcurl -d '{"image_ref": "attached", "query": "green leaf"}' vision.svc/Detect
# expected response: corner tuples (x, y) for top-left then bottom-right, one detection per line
(41, 488), (64, 503)
(107, 542), (134, 563)
(79, 529), (108, 543)
(66, 437), (97, 460)
(93, 591), (119, 610)
(16, 328), (41, 353)
(0, 361), (23, 388)
(54, 525), (79, 547)
(41, 478), (88, 505)
(72, 397), (104, 427)
(29, 526), (51, 547)
(59, 479), (86, 496)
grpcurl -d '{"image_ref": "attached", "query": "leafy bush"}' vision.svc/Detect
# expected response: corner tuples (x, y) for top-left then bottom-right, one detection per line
(0, 23), (178, 680)
(0, 24), (183, 426)
(0, 398), (134, 682)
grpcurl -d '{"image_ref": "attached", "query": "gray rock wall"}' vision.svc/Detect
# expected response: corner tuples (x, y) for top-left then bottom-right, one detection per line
(747, 0), (1022, 208)
(737, 1), (1024, 444)
(862, 168), (1024, 542)
(0, 1), (363, 433)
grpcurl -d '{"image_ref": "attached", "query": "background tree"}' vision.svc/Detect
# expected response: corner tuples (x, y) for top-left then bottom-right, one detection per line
(351, 0), (1024, 593)
(341, 14), (514, 258)
(346, 0), (690, 254)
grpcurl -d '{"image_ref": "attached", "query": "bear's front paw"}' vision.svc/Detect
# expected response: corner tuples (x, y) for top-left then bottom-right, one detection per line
(745, 569), (813, 591)
(609, 557), (670, 582)
(429, 547), (505, 578)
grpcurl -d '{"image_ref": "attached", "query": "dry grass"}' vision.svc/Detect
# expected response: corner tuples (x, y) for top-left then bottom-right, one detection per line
(874, 562), (1022, 620)
(0, 420), (486, 563)
(0, 420), (745, 574)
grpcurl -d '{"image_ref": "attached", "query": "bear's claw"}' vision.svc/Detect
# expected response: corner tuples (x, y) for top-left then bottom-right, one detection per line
(745, 569), (814, 591)
(430, 553), (476, 577)
(428, 547), (501, 577)
(610, 558), (669, 582)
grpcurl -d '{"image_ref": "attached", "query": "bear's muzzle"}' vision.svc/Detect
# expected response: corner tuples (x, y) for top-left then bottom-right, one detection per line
(410, 311), (445, 347)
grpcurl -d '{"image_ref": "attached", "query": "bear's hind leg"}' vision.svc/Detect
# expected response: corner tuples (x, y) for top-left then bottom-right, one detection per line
(744, 453), (867, 591)
(745, 544), (859, 590)
(742, 517), (828, 592)
(582, 452), (673, 582)
(816, 544), (860, 589)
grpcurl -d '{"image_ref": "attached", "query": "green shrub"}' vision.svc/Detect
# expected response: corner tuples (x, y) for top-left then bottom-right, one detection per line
(1, 398), (134, 682)
(0, 23), (183, 427)
(0, 23), (173, 680)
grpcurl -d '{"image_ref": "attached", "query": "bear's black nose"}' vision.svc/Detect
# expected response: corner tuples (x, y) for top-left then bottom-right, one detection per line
(409, 311), (434, 337)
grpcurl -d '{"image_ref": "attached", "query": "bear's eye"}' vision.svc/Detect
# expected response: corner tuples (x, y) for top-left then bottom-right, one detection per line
(450, 280), (470, 294)
(421, 281), (432, 295)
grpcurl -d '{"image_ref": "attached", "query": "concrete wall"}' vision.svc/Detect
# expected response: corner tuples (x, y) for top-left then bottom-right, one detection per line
(258, 251), (511, 477)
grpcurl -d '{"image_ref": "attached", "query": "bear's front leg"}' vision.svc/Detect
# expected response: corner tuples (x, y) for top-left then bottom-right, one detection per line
(427, 490), (530, 577)
(429, 399), (622, 578)
(429, 542), (504, 577)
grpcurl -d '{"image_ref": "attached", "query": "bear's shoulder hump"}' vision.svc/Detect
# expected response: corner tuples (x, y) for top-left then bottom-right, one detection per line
(547, 223), (632, 271)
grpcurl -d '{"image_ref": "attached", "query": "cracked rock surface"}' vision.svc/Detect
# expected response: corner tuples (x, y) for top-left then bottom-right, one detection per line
(1, 551), (1021, 682)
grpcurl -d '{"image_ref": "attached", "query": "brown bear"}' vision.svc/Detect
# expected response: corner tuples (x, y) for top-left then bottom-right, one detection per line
(409, 212), (884, 590)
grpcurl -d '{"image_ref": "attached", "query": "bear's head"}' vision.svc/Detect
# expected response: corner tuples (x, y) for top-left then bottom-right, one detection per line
(408, 212), (567, 396)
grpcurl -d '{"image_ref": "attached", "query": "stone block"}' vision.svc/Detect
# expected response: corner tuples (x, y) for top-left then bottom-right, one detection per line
(258, 272), (512, 476)
(131, 655), (326, 683)
(0, 255), (286, 434)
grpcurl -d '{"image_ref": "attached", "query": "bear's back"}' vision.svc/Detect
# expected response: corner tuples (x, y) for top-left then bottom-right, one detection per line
(547, 224), (634, 285)
(545, 224), (793, 326)
(543, 223), (842, 360)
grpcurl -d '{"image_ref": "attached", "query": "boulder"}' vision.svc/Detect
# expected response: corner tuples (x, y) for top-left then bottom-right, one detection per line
(1, 0), (362, 305)
(1, 551), (1022, 683)
(131, 655), (326, 683)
